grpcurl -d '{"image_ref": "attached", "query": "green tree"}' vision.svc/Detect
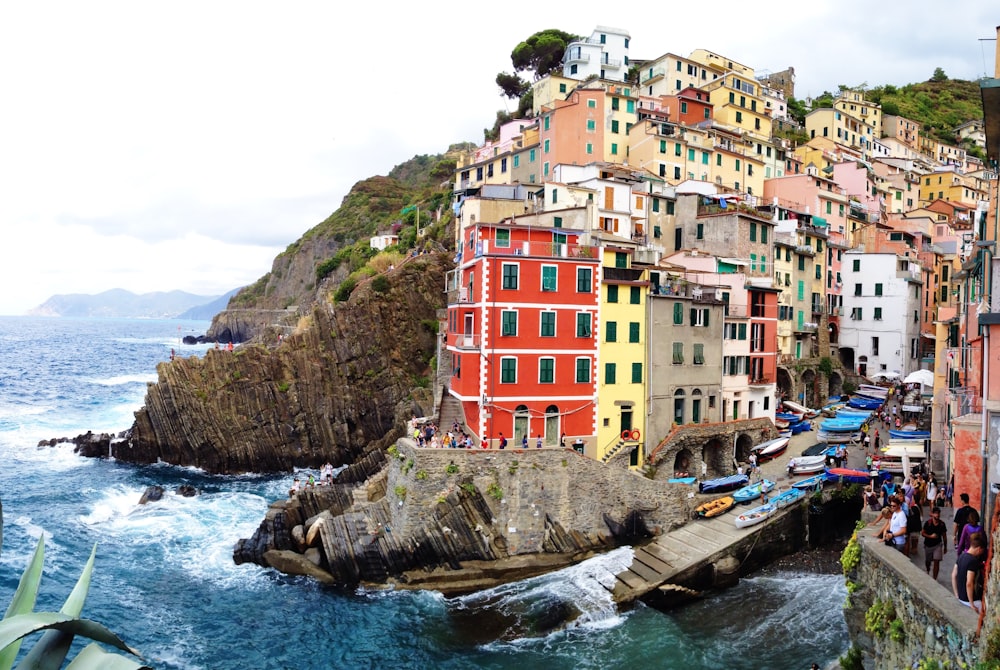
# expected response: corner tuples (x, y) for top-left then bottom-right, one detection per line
(931, 67), (948, 82)
(496, 72), (529, 99)
(510, 29), (578, 80)
(787, 96), (809, 124)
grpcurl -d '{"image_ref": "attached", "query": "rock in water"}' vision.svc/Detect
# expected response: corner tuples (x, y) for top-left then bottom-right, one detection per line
(138, 486), (165, 505)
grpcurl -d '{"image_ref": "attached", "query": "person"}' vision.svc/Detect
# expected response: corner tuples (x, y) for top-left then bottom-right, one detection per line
(880, 477), (895, 509)
(226, 341), (234, 352)
(498, 433), (507, 450)
(787, 459), (796, 477)
(926, 477), (938, 510)
(956, 509), (983, 557)
(322, 461), (334, 483)
(306, 473), (315, 488)
(560, 433), (566, 449)
(905, 500), (922, 557)
(288, 477), (300, 497)
(170, 348), (175, 361)
(521, 434), (528, 449)
(481, 438), (488, 450)
(880, 499), (907, 550)
(934, 484), (947, 509)
(952, 531), (986, 613)
(953, 493), (973, 546)
(536, 434), (542, 449)
(921, 506), (948, 579)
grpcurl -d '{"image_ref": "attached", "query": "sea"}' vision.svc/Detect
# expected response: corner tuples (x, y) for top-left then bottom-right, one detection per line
(0, 316), (849, 669)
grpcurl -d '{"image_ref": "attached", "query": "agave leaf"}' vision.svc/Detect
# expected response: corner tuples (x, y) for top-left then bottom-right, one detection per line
(0, 538), (45, 670)
(15, 544), (98, 670)
(0, 613), (142, 666)
(64, 643), (152, 670)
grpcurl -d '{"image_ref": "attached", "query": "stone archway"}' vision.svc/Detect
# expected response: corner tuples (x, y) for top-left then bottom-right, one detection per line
(734, 434), (753, 465)
(801, 369), (817, 408)
(828, 321), (839, 344)
(776, 367), (793, 401)
(702, 438), (728, 477)
(828, 371), (843, 400)
(673, 447), (694, 477)
(840, 347), (856, 374)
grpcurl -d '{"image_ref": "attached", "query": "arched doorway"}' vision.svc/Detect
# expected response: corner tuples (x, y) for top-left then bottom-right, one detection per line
(673, 447), (694, 477)
(673, 389), (686, 425)
(691, 389), (703, 424)
(514, 405), (529, 445)
(828, 372), (843, 400)
(840, 347), (855, 373)
(735, 434), (753, 465)
(702, 437), (727, 476)
(544, 405), (559, 446)
(801, 369), (817, 408)
(828, 321), (839, 344)
(776, 367), (793, 402)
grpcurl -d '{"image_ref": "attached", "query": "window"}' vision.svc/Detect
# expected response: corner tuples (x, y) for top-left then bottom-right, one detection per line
(540, 311), (555, 337)
(851, 307), (862, 320)
(631, 363), (642, 383)
(544, 139), (550, 153)
(673, 302), (684, 324)
(750, 223), (757, 242)
(696, 223), (704, 239)
(586, 143), (593, 154)
(587, 119), (596, 131)
(501, 310), (517, 336)
(675, 143), (682, 156)
(611, 120), (619, 134)
(576, 312), (591, 337)
(688, 148), (695, 161)
(871, 337), (879, 356)
(854, 283), (862, 296)
(605, 362), (616, 384)
(541, 265), (557, 292)
(672, 342), (684, 364)
(693, 343), (705, 365)
(500, 357), (516, 383)
(607, 285), (619, 303)
(611, 143), (618, 155)
(501, 263), (518, 289)
(798, 256), (805, 271)
(611, 97), (619, 111)
(691, 308), (709, 327)
(629, 322), (640, 343)
(630, 286), (640, 304)
(496, 229), (510, 248)
(576, 358), (590, 383)
(797, 280), (804, 301)
(587, 99), (596, 108)
(738, 323), (747, 340)
(761, 226), (768, 243)
(605, 321), (617, 342)
(577, 267), (592, 292)
(539, 358), (554, 383)
(815, 264), (822, 280)
(875, 283), (883, 296)
(513, 155), (520, 168)
(853, 258), (860, 272)
(680, 101), (688, 114)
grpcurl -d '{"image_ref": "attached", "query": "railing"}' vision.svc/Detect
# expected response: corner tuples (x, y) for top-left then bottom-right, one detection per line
(724, 303), (749, 318)
(604, 267), (644, 282)
(477, 240), (598, 260)
(602, 56), (622, 68)
(641, 67), (665, 84)
(565, 53), (590, 64)
(749, 376), (772, 386)
(450, 333), (482, 350)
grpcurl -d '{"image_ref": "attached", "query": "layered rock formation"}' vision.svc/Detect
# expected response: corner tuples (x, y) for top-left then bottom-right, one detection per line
(235, 440), (696, 596)
(109, 255), (448, 474)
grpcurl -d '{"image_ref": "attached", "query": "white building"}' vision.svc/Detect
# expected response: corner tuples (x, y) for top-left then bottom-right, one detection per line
(562, 26), (630, 83)
(839, 250), (924, 379)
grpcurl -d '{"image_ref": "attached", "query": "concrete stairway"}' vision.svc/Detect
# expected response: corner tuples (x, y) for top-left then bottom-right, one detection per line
(437, 391), (470, 437)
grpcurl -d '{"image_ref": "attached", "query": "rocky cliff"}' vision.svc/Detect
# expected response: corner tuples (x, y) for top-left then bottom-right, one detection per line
(235, 440), (696, 596)
(112, 254), (449, 473)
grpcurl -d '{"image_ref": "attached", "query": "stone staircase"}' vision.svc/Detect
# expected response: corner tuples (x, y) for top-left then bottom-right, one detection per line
(437, 390), (472, 437)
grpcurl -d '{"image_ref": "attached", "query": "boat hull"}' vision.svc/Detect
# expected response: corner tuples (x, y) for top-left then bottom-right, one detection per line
(771, 488), (806, 508)
(823, 467), (870, 485)
(750, 437), (790, 462)
(695, 495), (735, 518)
(698, 474), (749, 494)
(734, 502), (777, 529)
(792, 474), (827, 491)
(732, 479), (776, 504)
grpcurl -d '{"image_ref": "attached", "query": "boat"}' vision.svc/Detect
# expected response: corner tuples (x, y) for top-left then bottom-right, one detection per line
(836, 408), (873, 419)
(792, 473), (827, 491)
(774, 417), (790, 430)
(698, 473), (749, 494)
(847, 396), (883, 410)
(789, 420), (812, 435)
(750, 436), (790, 462)
(856, 383), (890, 400)
(878, 443), (927, 474)
(734, 502), (778, 529)
(669, 476), (698, 484)
(823, 467), (871, 485)
(695, 495), (735, 518)
(787, 454), (827, 474)
(888, 430), (929, 440)
(816, 429), (861, 444)
(775, 411), (803, 423)
(771, 487), (806, 508)
(732, 479), (776, 504)
(782, 400), (820, 419)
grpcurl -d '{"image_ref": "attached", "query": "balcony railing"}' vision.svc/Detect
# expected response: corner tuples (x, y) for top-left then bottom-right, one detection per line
(641, 67), (665, 84)
(477, 240), (598, 260)
(749, 376), (772, 386)
(605, 267), (644, 282)
(450, 333), (482, 350)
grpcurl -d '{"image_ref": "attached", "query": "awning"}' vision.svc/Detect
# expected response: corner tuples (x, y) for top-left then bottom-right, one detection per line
(920, 333), (936, 339)
(811, 216), (828, 228)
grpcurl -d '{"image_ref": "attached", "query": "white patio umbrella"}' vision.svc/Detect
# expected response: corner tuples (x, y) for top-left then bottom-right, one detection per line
(902, 369), (934, 386)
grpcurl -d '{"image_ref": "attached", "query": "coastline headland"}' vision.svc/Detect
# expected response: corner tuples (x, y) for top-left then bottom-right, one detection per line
(234, 436), (805, 599)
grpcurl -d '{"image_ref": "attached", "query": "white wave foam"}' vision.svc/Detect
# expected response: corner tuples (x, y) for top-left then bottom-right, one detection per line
(89, 374), (158, 386)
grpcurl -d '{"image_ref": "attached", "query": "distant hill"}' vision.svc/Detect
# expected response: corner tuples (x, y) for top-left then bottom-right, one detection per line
(28, 288), (231, 319)
(177, 288), (242, 320)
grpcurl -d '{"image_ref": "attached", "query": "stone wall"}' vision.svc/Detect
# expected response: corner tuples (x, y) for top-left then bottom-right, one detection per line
(645, 417), (776, 478)
(844, 525), (980, 668)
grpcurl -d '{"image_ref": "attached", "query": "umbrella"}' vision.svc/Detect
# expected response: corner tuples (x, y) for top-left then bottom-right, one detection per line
(903, 369), (934, 386)
(870, 371), (900, 382)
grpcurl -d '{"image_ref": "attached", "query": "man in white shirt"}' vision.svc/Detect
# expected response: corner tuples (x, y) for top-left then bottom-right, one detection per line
(881, 499), (907, 549)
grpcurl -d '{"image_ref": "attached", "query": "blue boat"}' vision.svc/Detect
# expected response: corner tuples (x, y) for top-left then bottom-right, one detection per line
(790, 420), (812, 435)
(771, 487), (807, 508)
(669, 476), (698, 485)
(819, 419), (865, 432)
(699, 473), (749, 494)
(732, 479), (776, 504)
(775, 412), (801, 422)
(792, 473), (827, 491)
(888, 430), (929, 440)
(847, 397), (883, 410)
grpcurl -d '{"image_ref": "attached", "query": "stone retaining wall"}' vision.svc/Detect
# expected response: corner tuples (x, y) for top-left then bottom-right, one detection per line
(844, 525), (979, 668)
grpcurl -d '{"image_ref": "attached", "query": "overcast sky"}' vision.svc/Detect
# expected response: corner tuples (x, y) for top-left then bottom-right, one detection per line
(0, 1), (995, 315)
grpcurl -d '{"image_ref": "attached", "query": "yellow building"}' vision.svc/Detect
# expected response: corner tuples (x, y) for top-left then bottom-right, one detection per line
(597, 247), (649, 466)
(804, 90), (879, 158)
(700, 72), (773, 142)
(918, 169), (988, 208)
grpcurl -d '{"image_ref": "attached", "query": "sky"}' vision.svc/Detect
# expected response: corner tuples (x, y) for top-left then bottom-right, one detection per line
(0, 1), (996, 315)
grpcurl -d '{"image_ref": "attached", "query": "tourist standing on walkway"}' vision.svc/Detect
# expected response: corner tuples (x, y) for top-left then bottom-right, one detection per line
(953, 531), (986, 613)
(921, 507), (948, 579)
(881, 499), (907, 550)
(956, 509), (983, 556)
(953, 493), (973, 546)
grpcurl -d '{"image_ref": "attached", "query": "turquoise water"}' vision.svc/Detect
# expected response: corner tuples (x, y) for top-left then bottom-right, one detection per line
(0, 317), (849, 669)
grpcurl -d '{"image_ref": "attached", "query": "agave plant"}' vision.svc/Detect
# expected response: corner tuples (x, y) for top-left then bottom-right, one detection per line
(0, 498), (151, 669)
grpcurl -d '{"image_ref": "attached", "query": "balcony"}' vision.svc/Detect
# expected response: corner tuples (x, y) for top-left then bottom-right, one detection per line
(749, 376), (772, 386)
(477, 240), (598, 260)
(601, 56), (622, 69)
(451, 333), (482, 351)
(641, 67), (665, 84)
(564, 53), (590, 65)
(604, 267), (644, 282)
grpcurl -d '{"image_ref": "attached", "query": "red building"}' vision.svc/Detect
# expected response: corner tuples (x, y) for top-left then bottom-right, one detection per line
(446, 219), (600, 447)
